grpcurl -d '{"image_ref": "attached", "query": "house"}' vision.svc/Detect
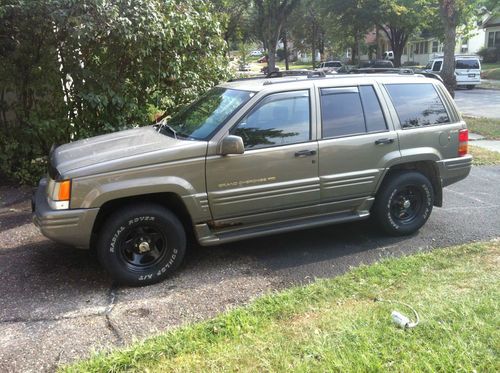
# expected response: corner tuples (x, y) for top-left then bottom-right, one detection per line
(360, 10), (491, 66)
(481, 13), (500, 48)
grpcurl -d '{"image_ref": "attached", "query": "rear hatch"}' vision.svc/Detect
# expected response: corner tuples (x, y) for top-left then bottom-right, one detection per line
(455, 58), (481, 84)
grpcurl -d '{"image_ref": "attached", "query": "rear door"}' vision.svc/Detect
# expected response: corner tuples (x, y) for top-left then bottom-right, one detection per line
(317, 84), (400, 205)
(455, 58), (481, 85)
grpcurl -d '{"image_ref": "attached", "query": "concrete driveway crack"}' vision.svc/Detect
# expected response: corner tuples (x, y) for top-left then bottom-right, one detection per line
(104, 285), (123, 345)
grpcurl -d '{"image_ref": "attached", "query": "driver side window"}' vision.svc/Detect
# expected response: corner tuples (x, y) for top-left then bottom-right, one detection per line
(231, 90), (310, 150)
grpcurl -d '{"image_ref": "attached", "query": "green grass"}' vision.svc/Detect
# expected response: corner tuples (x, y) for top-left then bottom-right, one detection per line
(276, 61), (314, 70)
(464, 116), (500, 140)
(469, 145), (500, 165)
(481, 62), (500, 80)
(64, 240), (500, 372)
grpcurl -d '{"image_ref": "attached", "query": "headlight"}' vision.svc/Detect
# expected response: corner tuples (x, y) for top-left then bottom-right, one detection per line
(47, 179), (72, 210)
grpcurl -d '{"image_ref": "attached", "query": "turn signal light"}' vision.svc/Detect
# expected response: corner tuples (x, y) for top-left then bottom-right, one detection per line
(458, 129), (468, 157)
(56, 180), (71, 201)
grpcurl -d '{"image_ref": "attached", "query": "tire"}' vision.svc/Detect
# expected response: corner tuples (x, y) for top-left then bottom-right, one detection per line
(466, 85), (475, 90)
(97, 203), (186, 286)
(373, 171), (434, 236)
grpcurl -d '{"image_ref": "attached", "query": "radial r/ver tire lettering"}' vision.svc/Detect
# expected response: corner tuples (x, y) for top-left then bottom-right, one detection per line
(373, 171), (434, 236)
(97, 203), (186, 286)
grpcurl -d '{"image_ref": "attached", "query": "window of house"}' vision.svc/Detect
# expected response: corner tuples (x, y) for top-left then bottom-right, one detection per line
(488, 31), (500, 47)
(320, 86), (387, 138)
(414, 41), (428, 55)
(232, 90), (310, 150)
(432, 41), (439, 53)
(385, 83), (450, 128)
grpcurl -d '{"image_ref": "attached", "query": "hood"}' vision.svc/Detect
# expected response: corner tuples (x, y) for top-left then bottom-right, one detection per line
(52, 126), (207, 179)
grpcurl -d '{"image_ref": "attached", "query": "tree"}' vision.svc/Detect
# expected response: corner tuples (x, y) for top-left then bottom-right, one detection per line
(253, 0), (301, 72)
(374, 0), (432, 67)
(322, 0), (374, 65)
(212, 0), (251, 51)
(439, 0), (459, 95)
(0, 0), (230, 184)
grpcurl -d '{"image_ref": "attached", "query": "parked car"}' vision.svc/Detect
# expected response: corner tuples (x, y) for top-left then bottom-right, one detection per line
(383, 51), (394, 60)
(423, 55), (481, 89)
(316, 60), (343, 73)
(238, 63), (251, 71)
(250, 50), (263, 56)
(359, 59), (395, 68)
(33, 73), (472, 286)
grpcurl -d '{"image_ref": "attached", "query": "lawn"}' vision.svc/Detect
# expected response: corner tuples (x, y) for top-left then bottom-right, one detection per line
(64, 240), (500, 372)
(481, 62), (500, 80)
(464, 116), (500, 140)
(469, 145), (500, 165)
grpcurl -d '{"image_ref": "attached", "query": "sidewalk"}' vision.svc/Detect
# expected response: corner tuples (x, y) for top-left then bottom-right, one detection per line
(478, 79), (500, 90)
(469, 132), (500, 153)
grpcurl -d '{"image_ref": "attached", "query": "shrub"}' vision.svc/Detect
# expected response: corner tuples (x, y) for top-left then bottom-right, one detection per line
(0, 0), (230, 185)
(477, 46), (499, 63)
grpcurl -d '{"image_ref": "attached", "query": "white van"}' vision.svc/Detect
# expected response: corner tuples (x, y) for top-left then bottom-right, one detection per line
(424, 55), (481, 89)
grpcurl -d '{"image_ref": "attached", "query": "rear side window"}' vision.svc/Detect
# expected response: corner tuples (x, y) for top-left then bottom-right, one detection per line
(385, 83), (450, 128)
(320, 86), (387, 138)
(456, 59), (479, 69)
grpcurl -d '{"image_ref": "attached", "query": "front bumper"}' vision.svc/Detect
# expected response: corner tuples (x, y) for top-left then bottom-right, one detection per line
(437, 154), (473, 187)
(32, 178), (99, 249)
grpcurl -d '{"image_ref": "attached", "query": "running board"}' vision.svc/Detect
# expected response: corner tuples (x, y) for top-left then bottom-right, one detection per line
(196, 210), (370, 246)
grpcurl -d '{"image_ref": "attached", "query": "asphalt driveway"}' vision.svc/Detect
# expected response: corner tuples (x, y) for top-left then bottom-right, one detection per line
(1, 165), (499, 372)
(454, 88), (500, 118)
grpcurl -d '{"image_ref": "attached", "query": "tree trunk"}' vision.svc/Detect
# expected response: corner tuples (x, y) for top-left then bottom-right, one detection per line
(283, 29), (289, 70)
(440, 0), (457, 97)
(268, 41), (277, 73)
(311, 22), (317, 69)
(351, 34), (358, 65)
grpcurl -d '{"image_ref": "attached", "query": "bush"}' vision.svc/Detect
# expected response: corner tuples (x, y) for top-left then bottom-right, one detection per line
(477, 46), (500, 63)
(402, 61), (420, 66)
(0, 0), (230, 185)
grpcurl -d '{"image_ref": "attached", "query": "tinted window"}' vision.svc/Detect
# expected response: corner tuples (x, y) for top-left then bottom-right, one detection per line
(232, 90), (310, 150)
(320, 86), (387, 138)
(321, 87), (365, 137)
(385, 83), (450, 128)
(432, 61), (442, 72)
(359, 86), (387, 132)
(455, 59), (479, 69)
(325, 62), (342, 67)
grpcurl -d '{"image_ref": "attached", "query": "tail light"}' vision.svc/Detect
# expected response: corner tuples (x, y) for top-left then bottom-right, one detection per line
(458, 129), (468, 157)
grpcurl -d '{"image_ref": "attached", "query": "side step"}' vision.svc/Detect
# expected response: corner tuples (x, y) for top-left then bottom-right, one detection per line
(196, 210), (370, 246)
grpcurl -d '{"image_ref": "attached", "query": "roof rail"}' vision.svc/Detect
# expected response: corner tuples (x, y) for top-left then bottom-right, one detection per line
(349, 68), (414, 75)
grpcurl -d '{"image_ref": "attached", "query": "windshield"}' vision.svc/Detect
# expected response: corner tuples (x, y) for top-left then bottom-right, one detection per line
(162, 87), (254, 140)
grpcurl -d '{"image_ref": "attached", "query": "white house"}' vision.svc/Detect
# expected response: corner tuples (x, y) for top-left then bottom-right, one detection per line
(482, 13), (500, 48)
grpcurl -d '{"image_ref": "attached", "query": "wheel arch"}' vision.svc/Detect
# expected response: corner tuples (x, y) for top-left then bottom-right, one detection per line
(90, 192), (194, 248)
(378, 160), (443, 207)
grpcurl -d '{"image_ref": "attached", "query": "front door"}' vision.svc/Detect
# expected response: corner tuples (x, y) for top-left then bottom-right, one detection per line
(206, 89), (319, 224)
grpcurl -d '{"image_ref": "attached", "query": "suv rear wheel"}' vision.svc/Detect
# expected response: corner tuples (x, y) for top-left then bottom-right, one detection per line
(97, 203), (186, 286)
(373, 171), (434, 236)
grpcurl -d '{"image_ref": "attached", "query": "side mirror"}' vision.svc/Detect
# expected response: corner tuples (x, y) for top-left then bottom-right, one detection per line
(219, 135), (244, 155)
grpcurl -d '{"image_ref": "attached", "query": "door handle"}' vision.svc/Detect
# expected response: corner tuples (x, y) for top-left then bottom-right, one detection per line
(375, 138), (394, 145)
(294, 149), (317, 157)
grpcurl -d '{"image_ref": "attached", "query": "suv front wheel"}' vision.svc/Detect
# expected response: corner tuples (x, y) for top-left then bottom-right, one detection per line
(97, 203), (186, 286)
(373, 171), (434, 236)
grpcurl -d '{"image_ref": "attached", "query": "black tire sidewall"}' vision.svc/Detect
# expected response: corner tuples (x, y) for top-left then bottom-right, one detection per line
(375, 172), (434, 236)
(97, 204), (186, 286)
